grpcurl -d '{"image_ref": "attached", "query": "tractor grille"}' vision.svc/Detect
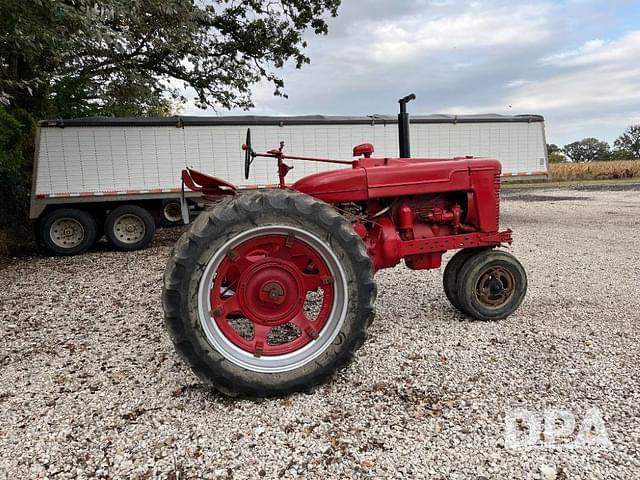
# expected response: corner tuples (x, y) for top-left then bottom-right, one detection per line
(494, 173), (501, 229)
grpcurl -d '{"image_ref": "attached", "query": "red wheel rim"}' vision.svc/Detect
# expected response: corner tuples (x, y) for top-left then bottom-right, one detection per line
(209, 234), (335, 356)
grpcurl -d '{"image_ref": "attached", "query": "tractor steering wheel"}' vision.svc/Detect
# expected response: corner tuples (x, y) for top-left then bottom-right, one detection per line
(243, 128), (255, 180)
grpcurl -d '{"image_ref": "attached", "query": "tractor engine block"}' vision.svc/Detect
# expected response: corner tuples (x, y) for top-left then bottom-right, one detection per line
(360, 192), (479, 271)
(391, 194), (470, 242)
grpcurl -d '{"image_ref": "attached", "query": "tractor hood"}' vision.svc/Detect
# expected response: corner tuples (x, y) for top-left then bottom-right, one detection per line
(292, 168), (369, 203)
(292, 157), (501, 203)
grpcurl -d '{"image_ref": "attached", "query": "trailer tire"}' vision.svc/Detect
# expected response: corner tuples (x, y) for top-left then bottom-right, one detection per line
(40, 208), (98, 256)
(456, 249), (527, 321)
(163, 190), (376, 397)
(160, 200), (183, 226)
(105, 205), (156, 251)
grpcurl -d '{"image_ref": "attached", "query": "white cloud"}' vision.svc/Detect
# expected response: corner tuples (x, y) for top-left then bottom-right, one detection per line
(540, 39), (606, 65)
(445, 30), (640, 143)
(448, 31), (640, 112)
(338, 3), (554, 65)
(506, 79), (531, 88)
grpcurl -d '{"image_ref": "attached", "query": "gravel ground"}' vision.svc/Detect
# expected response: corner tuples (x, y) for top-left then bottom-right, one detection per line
(1, 187), (639, 479)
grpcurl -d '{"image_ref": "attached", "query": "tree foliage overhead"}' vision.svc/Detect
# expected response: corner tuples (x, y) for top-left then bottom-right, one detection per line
(613, 125), (640, 159)
(0, 0), (340, 118)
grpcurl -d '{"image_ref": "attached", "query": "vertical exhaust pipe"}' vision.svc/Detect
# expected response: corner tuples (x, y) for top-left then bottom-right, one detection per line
(398, 93), (416, 158)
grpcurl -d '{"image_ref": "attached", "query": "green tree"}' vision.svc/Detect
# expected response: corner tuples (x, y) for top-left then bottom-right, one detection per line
(609, 149), (635, 161)
(549, 152), (565, 163)
(547, 144), (565, 163)
(613, 125), (640, 159)
(547, 143), (561, 155)
(0, 106), (35, 254)
(563, 138), (611, 163)
(0, 0), (341, 119)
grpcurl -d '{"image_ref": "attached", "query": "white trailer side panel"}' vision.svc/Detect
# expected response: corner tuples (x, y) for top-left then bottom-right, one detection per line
(34, 116), (547, 199)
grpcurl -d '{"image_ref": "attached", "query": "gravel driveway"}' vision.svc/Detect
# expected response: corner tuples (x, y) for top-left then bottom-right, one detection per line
(1, 187), (639, 479)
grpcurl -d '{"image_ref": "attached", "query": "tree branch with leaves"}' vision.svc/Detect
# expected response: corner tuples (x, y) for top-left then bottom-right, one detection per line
(0, 0), (341, 118)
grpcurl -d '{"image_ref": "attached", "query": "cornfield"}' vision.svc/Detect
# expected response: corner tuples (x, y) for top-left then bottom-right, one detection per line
(550, 160), (640, 181)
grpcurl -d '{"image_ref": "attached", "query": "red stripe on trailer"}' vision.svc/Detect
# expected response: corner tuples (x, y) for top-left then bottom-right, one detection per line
(36, 189), (185, 198)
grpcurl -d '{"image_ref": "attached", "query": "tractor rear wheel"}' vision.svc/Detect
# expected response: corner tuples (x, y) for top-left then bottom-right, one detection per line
(162, 190), (376, 397)
(455, 249), (527, 321)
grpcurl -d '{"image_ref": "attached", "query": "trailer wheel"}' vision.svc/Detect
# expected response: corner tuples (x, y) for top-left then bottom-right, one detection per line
(443, 248), (487, 313)
(163, 190), (376, 397)
(105, 205), (156, 251)
(161, 200), (183, 226)
(455, 249), (527, 321)
(40, 208), (98, 256)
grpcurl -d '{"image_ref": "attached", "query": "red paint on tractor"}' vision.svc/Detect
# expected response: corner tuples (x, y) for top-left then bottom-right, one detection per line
(209, 234), (334, 356)
(293, 168), (369, 203)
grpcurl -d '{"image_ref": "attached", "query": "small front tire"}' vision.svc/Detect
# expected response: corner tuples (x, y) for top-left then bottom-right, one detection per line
(443, 248), (488, 313)
(455, 249), (527, 321)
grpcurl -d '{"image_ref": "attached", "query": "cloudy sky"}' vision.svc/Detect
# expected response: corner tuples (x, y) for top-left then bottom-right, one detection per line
(187, 0), (640, 146)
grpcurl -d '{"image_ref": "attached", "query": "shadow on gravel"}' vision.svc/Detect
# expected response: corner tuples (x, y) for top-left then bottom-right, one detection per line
(503, 193), (592, 202)
(573, 183), (640, 192)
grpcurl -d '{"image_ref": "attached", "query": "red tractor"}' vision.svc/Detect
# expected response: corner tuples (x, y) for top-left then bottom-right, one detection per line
(163, 95), (527, 396)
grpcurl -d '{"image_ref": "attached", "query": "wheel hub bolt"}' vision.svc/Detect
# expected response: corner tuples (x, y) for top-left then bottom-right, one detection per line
(261, 282), (285, 305)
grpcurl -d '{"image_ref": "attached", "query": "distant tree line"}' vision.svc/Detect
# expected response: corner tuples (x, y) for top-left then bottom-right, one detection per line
(548, 125), (640, 163)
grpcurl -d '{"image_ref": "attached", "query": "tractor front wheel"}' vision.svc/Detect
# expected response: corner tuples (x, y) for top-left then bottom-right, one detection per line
(455, 249), (527, 321)
(443, 248), (489, 313)
(162, 190), (376, 397)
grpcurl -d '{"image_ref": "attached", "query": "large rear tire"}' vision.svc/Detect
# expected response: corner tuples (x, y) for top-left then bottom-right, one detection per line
(40, 208), (98, 256)
(163, 190), (376, 397)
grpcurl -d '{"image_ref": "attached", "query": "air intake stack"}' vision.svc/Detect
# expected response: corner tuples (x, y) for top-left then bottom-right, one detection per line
(398, 93), (416, 158)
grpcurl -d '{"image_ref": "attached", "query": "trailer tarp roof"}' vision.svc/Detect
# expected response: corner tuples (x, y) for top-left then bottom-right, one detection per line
(39, 113), (545, 128)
